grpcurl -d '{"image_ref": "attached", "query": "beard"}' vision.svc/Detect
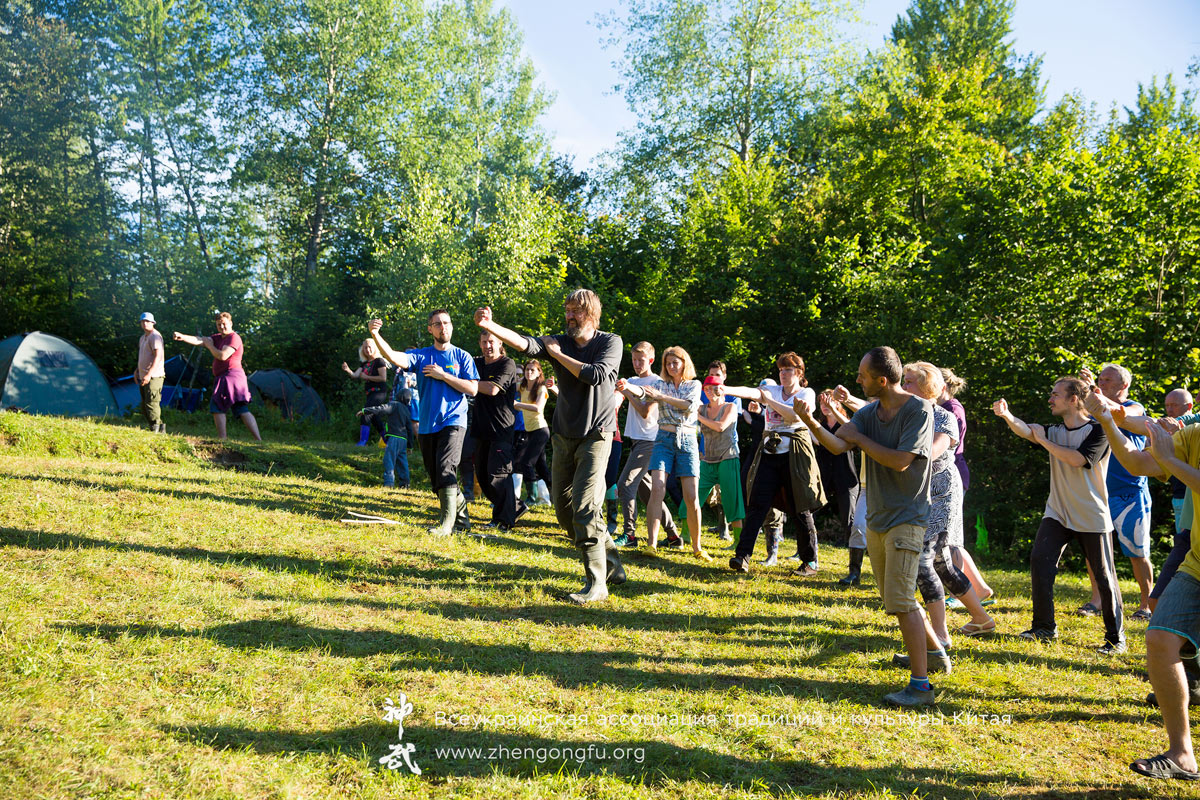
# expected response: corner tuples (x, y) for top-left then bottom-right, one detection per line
(432, 331), (451, 344)
(566, 321), (580, 338)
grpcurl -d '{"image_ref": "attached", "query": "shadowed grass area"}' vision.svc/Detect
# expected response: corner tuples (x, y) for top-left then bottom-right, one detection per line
(0, 413), (1195, 799)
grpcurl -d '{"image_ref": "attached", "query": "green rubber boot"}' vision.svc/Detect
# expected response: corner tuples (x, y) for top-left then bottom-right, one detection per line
(568, 544), (609, 605)
(428, 486), (456, 537)
(453, 485), (472, 532)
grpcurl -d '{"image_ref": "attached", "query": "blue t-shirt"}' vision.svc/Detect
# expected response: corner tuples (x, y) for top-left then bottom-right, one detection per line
(1108, 399), (1149, 496)
(404, 346), (479, 434)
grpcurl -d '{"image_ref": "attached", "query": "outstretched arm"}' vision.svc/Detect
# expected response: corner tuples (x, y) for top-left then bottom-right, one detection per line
(794, 398), (855, 456)
(1086, 393), (1165, 476)
(474, 306), (530, 353)
(832, 385), (867, 413)
(992, 398), (1035, 441)
(1147, 422), (1198, 489)
(367, 320), (412, 369)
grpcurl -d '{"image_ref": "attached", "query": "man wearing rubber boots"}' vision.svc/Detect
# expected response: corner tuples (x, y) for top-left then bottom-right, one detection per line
(475, 290), (626, 604)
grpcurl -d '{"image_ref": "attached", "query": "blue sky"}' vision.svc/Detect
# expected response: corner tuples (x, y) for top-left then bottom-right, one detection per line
(501, 0), (1200, 168)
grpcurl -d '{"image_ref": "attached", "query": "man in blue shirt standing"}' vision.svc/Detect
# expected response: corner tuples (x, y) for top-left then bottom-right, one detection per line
(370, 311), (480, 536)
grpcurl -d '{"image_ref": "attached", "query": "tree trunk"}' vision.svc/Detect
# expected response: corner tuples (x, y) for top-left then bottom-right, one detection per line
(151, 55), (215, 273)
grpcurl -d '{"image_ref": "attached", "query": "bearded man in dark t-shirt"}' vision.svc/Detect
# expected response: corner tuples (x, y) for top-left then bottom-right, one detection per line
(475, 289), (626, 604)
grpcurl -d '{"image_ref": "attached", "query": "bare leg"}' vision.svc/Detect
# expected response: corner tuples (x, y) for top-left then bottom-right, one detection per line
(951, 546), (993, 600)
(213, 413), (228, 439)
(680, 476), (704, 556)
(954, 585), (995, 627)
(1141, 629), (1197, 772)
(645, 469), (667, 548)
(239, 412), (263, 441)
(897, 609), (931, 675)
(1130, 556), (1154, 613)
(925, 601), (950, 648)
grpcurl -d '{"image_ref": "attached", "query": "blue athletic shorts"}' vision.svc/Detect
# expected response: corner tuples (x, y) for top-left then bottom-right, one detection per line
(1110, 489), (1152, 558)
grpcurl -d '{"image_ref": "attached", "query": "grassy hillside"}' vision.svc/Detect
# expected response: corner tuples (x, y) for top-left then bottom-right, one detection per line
(0, 412), (1193, 799)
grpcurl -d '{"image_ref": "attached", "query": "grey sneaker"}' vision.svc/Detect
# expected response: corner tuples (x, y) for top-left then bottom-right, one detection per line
(891, 652), (952, 674)
(1097, 640), (1127, 655)
(884, 684), (936, 707)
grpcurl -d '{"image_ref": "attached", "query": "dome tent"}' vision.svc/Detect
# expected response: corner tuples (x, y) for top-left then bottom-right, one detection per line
(248, 369), (329, 422)
(0, 331), (118, 417)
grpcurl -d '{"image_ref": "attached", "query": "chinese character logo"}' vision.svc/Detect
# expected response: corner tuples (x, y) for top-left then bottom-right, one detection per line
(379, 694), (421, 775)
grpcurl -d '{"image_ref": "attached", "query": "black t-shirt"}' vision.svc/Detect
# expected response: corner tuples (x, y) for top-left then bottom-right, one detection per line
(816, 418), (858, 491)
(473, 356), (520, 440)
(363, 357), (388, 395)
(522, 331), (623, 437)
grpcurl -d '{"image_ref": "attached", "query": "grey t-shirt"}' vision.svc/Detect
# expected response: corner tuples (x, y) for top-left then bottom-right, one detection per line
(1044, 420), (1111, 532)
(523, 331), (623, 438)
(850, 394), (934, 531)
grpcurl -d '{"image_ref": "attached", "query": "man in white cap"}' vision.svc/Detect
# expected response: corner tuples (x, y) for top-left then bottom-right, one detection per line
(135, 312), (166, 432)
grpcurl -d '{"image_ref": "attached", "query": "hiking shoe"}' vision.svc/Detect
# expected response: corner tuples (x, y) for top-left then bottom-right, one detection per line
(792, 563), (818, 577)
(613, 533), (639, 548)
(728, 555), (750, 573)
(884, 685), (936, 707)
(891, 652), (952, 674)
(664, 534), (684, 549)
(1019, 628), (1057, 642)
(1097, 640), (1128, 655)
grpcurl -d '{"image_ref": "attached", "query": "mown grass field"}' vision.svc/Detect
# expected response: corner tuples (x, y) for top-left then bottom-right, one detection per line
(1, 412), (1196, 799)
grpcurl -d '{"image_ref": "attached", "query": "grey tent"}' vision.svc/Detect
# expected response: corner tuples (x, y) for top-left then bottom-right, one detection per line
(0, 331), (118, 416)
(248, 369), (329, 422)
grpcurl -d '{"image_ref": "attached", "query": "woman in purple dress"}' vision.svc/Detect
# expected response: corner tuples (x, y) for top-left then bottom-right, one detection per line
(174, 312), (261, 441)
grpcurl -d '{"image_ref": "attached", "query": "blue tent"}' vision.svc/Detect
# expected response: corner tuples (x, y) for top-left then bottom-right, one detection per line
(0, 331), (117, 416)
(111, 355), (204, 415)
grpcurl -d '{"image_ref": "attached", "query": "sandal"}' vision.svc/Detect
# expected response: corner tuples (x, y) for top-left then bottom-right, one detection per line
(959, 618), (996, 637)
(1130, 753), (1200, 780)
(1132, 608), (1153, 622)
(1076, 602), (1100, 617)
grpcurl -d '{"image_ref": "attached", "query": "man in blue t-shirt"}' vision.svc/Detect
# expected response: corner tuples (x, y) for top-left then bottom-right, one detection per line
(370, 311), (480, 536)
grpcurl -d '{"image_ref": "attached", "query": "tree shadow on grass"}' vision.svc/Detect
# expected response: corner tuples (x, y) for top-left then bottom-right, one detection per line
(56, 619), (1151, 723)
(158, 721), (1161, 799)
(0, 527), (562, 590)
(4, 471), (421, 521)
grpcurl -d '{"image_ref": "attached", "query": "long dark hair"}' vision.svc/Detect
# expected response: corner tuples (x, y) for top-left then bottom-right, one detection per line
(519, 359), (546, 398)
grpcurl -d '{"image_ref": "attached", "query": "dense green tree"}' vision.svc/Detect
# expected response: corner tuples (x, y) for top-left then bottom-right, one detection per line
(889, 0), (1043, 148)
(600, 0), (856, 206)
